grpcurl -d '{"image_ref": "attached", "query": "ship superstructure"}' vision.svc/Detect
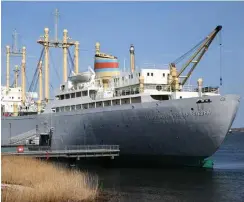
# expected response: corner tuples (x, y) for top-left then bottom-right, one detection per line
(43, 26), (222, 114)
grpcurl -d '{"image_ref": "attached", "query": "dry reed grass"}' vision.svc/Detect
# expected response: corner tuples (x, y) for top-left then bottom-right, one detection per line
(1, 155), (98, 202)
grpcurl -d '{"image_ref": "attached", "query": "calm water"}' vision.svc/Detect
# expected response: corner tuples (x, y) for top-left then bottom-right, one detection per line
(3, 133), (244, 201)
(81, 132), (244, 202)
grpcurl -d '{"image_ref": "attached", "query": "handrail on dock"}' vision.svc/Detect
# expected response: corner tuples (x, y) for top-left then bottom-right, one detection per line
(64, 145), (119, 151)
(1, 145), (120, 159)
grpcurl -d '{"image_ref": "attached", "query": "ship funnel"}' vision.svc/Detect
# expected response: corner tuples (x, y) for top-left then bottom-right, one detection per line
(130, 44), (135, 73)
(197, 78), (203, 97)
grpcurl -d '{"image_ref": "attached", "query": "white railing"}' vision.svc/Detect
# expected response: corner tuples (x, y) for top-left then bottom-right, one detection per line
(181, 85), (197, 92)
(181, 85), (219, 94)
(144, 84), (171, 92)
(64, 145), (119, 151)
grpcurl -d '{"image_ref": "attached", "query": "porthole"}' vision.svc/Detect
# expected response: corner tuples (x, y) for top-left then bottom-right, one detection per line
(156, 85), (162, 91)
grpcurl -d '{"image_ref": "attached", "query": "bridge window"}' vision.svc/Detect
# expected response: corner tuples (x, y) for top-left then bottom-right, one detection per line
(151, 73), (153, 76)
(89, 103), (95, 108)
(71, 105), (75, 111)
(147, 73), (149, 76)
(65, 106), (70, 111)
(163, 73), (165, 77)
(76, 92), (81, 97)
(65, 94), (70, 99)
(121, 98), (130, 105)
(112, 99), (120, 105)
(82, 91), (88, 96)
(82, 104), (88, 109)
(104, 100), (111, 107)
(96, 102), (102, 107)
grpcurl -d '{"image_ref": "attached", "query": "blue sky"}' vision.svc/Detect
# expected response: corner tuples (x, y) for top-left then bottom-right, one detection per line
(1, 1), (244, 127)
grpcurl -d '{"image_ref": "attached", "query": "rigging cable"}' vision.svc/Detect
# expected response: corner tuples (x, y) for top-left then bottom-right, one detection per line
(28, 47), (44, 93)
(45, 49), (61, 97)
(219, 30), (223, 86)
(32, 54), (44, 93)
(49, 49), (61, 83)
(172, 38), (205, 64)
(68, 47), (75, 76)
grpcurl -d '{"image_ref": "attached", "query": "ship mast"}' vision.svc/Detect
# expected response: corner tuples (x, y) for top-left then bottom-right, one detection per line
(36, 8), (79, 103)
(5, 29), (26, 105)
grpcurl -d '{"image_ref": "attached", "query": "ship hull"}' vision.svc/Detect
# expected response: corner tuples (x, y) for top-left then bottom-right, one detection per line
(1, 94), (240, 162)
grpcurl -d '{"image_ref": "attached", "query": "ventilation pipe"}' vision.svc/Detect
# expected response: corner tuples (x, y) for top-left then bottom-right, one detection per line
(197, 78), (203, 97)
(95, 42), (100, 54)
(130, 44), (135, 73)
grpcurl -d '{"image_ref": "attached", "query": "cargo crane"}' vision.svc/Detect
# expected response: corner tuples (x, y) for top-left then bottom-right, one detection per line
(168, 25), (222, 92)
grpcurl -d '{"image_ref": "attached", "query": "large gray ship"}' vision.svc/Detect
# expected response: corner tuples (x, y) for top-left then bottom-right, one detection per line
(1, 25), (241, 167)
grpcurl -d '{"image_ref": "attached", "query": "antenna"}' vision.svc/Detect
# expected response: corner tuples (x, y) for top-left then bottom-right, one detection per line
(53, 8), (60, 42)
(12, 29), (20, 54)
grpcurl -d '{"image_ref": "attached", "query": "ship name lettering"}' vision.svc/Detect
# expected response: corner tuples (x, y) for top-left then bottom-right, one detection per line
(191, 110), (211, 116)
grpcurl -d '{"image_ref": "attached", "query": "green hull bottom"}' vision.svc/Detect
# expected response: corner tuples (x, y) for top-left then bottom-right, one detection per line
(57, 155), (214, 169)
(109, 155), (214, 169)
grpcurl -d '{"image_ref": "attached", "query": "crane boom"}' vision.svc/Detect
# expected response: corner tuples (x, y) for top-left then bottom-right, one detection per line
(169, 25), (222, 91)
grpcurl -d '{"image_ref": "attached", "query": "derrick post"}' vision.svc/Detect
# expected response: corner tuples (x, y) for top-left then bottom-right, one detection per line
(6, 45), (10, 92)
(74, 41), (79, 74)
(21, 47), (26, 104)
(14, 65), (19, 87)
(44, 28), (49, 102)
(38, 61), (43, 113)
(63, 29), (68, 82)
